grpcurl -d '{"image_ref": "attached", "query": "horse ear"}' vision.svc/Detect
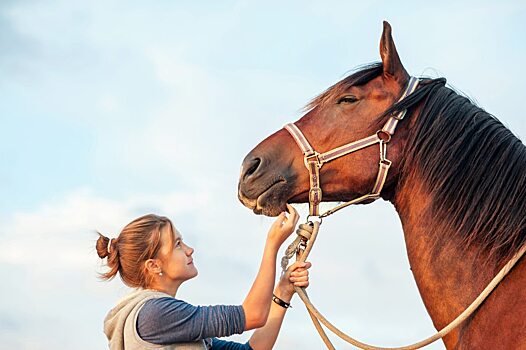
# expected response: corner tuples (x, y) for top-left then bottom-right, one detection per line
(380, 21), (409, 83)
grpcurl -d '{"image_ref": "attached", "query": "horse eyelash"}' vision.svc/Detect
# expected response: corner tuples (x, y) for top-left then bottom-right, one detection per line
(337, 96), (359, 104)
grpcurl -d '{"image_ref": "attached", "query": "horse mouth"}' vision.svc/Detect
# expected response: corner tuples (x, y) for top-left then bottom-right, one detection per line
(238, 180), (288, 216)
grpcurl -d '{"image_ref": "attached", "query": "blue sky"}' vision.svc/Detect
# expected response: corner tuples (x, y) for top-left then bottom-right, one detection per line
(1, 1), (525, 349)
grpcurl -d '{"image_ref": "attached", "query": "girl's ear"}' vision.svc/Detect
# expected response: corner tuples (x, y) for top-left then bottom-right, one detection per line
(144, 258), (162, 275)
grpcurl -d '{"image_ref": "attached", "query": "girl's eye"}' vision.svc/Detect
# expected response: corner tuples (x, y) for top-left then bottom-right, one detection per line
(337, 96), (359, 104)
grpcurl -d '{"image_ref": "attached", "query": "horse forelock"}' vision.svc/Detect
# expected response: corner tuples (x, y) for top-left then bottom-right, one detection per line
(304, 62), (384, 112)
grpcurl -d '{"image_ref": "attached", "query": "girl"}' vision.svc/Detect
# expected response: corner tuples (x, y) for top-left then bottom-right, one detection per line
(96, 204), (310, 349)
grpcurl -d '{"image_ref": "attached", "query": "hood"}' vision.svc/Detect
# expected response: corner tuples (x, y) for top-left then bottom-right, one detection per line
(103, 289), (170, 349)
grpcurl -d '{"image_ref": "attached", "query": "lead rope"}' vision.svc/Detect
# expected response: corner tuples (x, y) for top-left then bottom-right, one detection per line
(283, 220), (526, 349)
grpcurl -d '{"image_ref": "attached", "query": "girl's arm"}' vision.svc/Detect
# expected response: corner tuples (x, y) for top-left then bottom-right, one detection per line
(242, 204), (299, 330)
(247, 261), (311, 350)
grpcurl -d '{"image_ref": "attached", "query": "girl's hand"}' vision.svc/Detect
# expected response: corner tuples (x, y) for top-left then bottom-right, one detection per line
(267, 204), (299, 248)
(275, 261), (312, 301)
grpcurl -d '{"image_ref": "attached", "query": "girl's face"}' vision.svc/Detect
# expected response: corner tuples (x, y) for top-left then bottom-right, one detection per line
(157, 225), (198, 282)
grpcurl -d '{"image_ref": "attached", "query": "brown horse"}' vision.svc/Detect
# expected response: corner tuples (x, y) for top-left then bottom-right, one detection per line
(237, 22), (526, 349)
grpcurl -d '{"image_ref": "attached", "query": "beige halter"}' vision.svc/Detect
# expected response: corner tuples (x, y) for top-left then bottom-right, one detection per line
(284, 76), (419, 218)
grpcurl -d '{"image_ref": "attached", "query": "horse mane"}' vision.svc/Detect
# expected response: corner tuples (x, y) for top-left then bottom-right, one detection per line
(396, 78), (526, 264)
(306, 63), (526, 263)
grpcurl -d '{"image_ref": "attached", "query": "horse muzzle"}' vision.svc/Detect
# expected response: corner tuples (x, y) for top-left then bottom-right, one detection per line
(238, 153), (291, 216)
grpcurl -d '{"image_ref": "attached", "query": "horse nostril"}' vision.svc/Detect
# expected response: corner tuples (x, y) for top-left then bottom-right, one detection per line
(243, 156), (262, 180)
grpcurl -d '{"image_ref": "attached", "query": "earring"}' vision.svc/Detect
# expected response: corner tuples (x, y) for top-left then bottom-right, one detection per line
(159, 272), (163, 276)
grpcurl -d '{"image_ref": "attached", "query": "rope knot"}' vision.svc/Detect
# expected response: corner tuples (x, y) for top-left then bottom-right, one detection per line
(280, 222), (315, 274)
(296, 223), (314, 240)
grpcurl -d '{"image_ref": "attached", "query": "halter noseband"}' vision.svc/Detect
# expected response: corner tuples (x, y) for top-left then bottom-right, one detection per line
(284, 76), (419, 218)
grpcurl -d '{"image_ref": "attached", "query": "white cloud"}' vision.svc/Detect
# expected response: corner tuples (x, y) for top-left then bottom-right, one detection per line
(0, 188), (210, 267)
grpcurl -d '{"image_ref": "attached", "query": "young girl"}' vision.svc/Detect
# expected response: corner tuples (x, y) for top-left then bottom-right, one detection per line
(96, 204), (311, 350)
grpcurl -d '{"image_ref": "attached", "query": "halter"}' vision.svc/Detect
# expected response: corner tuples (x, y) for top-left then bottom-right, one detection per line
(285, 76), (419, 218)
(280, 76), (526, 349)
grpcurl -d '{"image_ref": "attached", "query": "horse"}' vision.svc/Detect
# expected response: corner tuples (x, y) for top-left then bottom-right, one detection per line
(237, 21), (526, 349)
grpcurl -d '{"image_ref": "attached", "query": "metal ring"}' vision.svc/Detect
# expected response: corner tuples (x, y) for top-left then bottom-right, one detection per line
(306, 215), (323, 224)
(376, 130), (392, 143)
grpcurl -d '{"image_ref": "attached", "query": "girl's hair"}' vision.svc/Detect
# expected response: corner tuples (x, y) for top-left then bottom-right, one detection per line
(96, 214), (174, 288)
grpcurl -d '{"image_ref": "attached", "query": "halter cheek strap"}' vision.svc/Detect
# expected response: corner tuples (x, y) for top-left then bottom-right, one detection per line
(285, 76), (419, 217)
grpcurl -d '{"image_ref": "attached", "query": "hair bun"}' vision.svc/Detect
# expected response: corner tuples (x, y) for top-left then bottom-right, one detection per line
(96, 232), (111, 259)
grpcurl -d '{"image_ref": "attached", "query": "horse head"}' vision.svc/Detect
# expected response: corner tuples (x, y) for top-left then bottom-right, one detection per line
(238, 21), (413, 216)
(237, 21), (526, 349)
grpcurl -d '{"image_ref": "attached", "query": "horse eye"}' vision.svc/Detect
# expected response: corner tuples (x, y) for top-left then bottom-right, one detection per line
(337, 96), (358, 104)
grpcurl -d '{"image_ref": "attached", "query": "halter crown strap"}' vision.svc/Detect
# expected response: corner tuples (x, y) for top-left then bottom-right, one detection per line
(382, 76), (419, 135)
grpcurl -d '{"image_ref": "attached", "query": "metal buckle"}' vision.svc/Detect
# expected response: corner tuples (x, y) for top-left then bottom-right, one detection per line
(309, 187), (322, 205)
(379, 140), (387, 162)
(380, 158), (392, 166)
(303, 151), (322, 169)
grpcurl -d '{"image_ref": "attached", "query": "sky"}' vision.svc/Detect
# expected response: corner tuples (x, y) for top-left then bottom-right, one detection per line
(0, 1), (525, 349)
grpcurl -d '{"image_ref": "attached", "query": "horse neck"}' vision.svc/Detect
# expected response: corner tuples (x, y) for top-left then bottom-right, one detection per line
(391, 174), (497, 347)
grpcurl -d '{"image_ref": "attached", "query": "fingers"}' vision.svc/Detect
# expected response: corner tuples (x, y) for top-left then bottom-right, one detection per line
(286, 203), (296, 215)
(286, 204), (299, 223)
(268, 205), (301, 245)
(289, 268), (310, 287)
(290, 267), (309, 277)
(271, 212), (287, 228)
(286, 261), (311, 289)
(281, 204), (299, 231)
(276, 261), (311, 291)
(293, 280), (309, 288)
(287, 261), (311, 272)
(303, 261), (312, 269)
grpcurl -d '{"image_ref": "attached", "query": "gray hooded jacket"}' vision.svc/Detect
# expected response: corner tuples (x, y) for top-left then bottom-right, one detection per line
(103, 289), (206, 350)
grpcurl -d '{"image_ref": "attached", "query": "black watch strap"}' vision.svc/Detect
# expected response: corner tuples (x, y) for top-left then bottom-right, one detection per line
(272, 294), (291, 309)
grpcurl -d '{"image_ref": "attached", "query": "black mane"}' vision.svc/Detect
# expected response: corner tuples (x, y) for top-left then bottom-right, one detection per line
(397, 78), (526, 263)
(307, 63), (526, 263)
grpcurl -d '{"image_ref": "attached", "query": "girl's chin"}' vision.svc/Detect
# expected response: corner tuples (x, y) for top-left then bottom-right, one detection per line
(187, 268), (198, 280)
(178, 267), (198, 282)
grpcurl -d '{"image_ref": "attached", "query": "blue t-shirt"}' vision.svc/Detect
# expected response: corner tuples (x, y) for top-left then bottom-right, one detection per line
(136, 297), (252, 350)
